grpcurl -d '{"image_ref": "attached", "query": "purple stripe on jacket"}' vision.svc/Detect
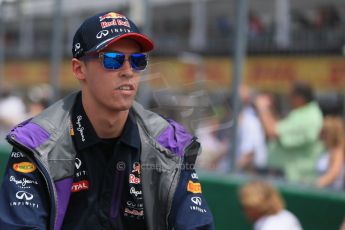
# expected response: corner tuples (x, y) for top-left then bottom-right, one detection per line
(156, 119), (193, 156)
(9, 122), (50, 149)
(55, 178), (73, 230)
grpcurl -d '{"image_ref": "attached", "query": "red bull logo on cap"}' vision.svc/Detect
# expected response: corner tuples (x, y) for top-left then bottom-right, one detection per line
(99, 12), (126, 22)
(100, 19), (130, 29)
(99, 12), (131, 29)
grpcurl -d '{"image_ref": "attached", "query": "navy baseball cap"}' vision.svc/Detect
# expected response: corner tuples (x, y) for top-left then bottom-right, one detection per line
(72, 11), (154, 59)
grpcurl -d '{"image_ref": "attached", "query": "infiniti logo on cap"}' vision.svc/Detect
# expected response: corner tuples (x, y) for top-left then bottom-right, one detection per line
(96, 30), (109, 39)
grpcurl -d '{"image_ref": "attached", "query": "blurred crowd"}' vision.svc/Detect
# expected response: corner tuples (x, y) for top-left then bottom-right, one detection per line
(0, 82), (50, 145)
(195, 81), (345, 191)
(250, 4), (343, 36)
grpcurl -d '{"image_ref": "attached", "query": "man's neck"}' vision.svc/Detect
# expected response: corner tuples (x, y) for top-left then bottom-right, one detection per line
(81, 95), (129, 139)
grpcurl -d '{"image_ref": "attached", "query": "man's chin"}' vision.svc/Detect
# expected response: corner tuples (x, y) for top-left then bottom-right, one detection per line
(111, 102), (133, 112)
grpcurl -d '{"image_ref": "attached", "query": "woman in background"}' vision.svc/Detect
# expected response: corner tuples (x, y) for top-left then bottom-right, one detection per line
(238, 180), (302, 230)
(316, 116), (345, 190)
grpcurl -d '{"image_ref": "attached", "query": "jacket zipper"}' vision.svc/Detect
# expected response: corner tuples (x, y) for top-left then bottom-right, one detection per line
(166, 167), (179, 229)
(7, 135), (57, 230)
(166, 138), (199, 229)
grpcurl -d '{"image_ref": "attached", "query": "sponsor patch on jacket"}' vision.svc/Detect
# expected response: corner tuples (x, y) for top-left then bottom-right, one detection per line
(187, 180), (202, 194)
(71, 180), (89, 193)
(69, 122), (75, 136)
(13, 162), (36, 173)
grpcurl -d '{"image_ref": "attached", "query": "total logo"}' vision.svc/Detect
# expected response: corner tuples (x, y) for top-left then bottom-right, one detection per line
(71, 180), (89, 193)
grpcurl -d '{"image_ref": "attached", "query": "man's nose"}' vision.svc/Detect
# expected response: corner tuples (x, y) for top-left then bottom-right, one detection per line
(119, 59), (134, 77)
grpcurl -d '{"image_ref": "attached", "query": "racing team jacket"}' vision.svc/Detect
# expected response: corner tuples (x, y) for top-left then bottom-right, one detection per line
(0, 92), (214, 230)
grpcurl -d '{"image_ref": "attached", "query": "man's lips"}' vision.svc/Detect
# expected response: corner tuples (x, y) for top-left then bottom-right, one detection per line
(116, 84), (135, 91)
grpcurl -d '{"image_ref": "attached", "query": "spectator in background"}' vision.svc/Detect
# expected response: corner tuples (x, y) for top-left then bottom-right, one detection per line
(315, 5), (340, 28)
(248, 11), (264, 38)
(0, 82), (26, 140)
(195, 117), (229, 171)
(238, 180), (302, 230)
(236, 85), (267, 173)
(255, 81), (323, 184)
(315, 116), (345, 190)
(24, 84), (51, 118)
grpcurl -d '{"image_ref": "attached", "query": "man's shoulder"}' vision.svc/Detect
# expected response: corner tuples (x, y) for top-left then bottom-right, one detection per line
(132, 102), (196, 157)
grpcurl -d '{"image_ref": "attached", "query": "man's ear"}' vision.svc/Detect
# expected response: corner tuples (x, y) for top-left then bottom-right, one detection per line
(71, 58), (86, 80)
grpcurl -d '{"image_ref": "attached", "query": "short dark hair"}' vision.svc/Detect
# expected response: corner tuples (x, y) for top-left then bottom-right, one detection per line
(291, 81), (314, 103)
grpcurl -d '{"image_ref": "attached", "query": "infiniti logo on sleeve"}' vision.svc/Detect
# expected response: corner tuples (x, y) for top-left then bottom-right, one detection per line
(191, 196), (202, 206)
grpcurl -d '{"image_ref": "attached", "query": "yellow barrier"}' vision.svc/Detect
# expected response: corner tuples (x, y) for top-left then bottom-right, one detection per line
(3, 56), (345, 92)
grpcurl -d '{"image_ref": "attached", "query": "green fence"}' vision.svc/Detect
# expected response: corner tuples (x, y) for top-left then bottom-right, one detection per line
(199, 172), (345, 230)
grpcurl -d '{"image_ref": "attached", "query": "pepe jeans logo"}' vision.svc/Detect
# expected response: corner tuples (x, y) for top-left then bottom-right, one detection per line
(130, 187), (142, 197)
(10, 176), (38, 189)
(76, 115), (86, 142)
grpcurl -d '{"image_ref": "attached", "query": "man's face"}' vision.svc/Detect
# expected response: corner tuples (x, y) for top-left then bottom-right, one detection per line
(288, 92), (304, 109)
(77, 39), (142, 112)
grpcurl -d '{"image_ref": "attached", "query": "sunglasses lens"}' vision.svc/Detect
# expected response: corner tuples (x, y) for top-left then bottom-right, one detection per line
(103, 53), (125, 70)
(130, 54), (147, 71)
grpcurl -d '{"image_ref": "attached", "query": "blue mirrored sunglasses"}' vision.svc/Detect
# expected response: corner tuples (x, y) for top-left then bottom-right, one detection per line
(82, 52), (148, 71)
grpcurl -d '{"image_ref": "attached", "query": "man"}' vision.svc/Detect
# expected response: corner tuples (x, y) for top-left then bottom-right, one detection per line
(0, 12), (214, 230)
(255, 81), (323, 184)
(236, 85), (267, 173)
